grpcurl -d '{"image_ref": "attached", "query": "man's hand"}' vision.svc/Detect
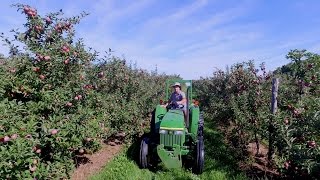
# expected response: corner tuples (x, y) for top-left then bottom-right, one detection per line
(160, 103), (168, 108)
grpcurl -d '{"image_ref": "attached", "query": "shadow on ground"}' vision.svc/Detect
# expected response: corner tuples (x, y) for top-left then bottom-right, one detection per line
(125, 133), (164, 173)
(124, 122), (245, 178)
(202, 122), (243, 174)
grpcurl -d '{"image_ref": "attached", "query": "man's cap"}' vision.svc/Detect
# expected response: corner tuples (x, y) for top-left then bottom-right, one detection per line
(172, 82), (181, 87)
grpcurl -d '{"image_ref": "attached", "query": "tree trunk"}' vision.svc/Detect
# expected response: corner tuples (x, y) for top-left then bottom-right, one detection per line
(268, 78), (279, 163)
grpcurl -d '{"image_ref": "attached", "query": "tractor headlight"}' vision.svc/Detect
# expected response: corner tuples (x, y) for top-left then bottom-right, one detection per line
(174, 130), (183, 135)
(159, 129), (168, 134)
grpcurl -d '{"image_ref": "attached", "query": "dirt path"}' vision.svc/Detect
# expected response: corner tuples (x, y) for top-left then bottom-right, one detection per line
(70, 143), (122, 180)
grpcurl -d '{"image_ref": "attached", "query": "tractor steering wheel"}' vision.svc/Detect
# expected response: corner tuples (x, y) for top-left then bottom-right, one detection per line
(168, 101), (184, 109)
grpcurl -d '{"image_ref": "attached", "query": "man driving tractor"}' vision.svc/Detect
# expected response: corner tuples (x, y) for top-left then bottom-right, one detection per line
(161, 82), (187, 120)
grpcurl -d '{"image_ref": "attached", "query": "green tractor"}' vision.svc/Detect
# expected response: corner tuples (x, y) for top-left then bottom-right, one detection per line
(139, 79), (204, 174)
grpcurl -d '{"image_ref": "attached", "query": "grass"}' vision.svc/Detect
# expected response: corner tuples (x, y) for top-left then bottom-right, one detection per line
(90, 124), (247, 180)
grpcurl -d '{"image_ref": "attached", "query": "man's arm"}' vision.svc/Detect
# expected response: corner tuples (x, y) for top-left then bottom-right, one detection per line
(177, 98), (186, 105)
(162, 101), (169, 107)
(177, 92), (187, 105)
(161, 95), (172, 107)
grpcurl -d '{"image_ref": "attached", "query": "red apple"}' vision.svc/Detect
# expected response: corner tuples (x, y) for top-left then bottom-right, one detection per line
(50, 129), (58, 135)
(33, 67), (40, 72)
(25, 8), (37, 17)
(9, 68), (16, 73)
(55, 25), (62, 33)
(77, 95), (82, 99)
(37, 55), (44, 61)
(293, 109), (300, 116)
(35, 25), (42, 32)
(79, 148), (84, 154)
(44, 55), (51, 61)
(45, 17), (52, 24)
(64, 59), (69, 64)
(284, 161), (290, 169)
(31, 12), (37, 18)
(36, 149), (41, 154)
(30, 8), (37, 16)
(29, 165), (37, 172)
(62, 45), (70, 53)
(308, 141), (316, 147)
(304, 82), (311, 87)
(98, 72), (104, 78)
(25, 134), (32, 139)
(65, 22), (71, 28)
(11, 134), (18, 140)
(74, 96), (79, 100)
(3, 136), (10, 142)
(23, 6), (30, 13)
(66, 102), (72, 107)
(39, 75), (45, 80)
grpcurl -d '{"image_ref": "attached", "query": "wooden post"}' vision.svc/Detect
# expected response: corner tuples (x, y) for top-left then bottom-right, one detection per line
(271, 78), (279, 114)
(268, 78), (279, 163)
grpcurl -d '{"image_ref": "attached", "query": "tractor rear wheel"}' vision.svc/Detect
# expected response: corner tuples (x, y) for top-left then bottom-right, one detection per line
(150, 110), (156, 135)
(193, 136), (204, 174)
(198, 112), (204, 137)
(139, 137), (149, 168)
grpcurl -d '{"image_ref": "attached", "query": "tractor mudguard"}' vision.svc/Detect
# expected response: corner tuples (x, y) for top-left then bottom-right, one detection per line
(189, 107), (200, 141)
(152, 105), (166, 134)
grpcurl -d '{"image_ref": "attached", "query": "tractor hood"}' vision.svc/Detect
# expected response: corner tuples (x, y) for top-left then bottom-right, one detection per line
(160, 110), (185, 130)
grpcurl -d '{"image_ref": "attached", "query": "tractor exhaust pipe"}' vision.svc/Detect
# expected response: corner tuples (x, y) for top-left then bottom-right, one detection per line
(186, 86), (190, 129)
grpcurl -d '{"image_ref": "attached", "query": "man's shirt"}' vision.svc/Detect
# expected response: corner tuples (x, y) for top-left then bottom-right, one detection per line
(170, 91), (186, 105)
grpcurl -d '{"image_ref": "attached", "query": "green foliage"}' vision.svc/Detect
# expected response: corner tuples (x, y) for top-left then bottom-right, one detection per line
(0, 4), (175, 179)
(273, 50), (320, 178)
(194, 50), (320, 179)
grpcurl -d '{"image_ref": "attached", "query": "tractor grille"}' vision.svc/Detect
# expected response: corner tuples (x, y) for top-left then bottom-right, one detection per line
(160, 133), (182, 147)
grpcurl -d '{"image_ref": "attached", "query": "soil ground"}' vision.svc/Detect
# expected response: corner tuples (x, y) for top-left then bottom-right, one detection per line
(70, 143), (122, 180)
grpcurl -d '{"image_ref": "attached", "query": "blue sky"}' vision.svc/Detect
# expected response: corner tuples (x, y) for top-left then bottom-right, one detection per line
(1, 0), (319, 79)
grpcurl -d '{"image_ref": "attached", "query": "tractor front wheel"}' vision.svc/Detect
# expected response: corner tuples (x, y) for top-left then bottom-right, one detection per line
(193, 136), (204, 174)
(139, 137), (149, 168)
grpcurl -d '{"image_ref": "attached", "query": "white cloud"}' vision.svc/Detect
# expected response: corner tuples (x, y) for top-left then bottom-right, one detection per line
(139, 0), (208, 29)
(91, 0), (155, 28)
(1, 0), (319, 80)
(0, 45), (9, 57)
(70, 0), (268, 79)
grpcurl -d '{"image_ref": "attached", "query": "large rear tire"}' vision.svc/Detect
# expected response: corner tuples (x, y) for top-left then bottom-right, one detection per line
(198, 112), (204, 137)
(193, 112), (204, 174)
(150, 110), (156, 135)
(193, 136), (204, 174)
(139, 137), (149, 168)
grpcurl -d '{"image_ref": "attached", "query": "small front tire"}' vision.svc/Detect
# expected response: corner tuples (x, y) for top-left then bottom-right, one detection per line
(193, 136), (204, 174)
(139, 137), (149, 168)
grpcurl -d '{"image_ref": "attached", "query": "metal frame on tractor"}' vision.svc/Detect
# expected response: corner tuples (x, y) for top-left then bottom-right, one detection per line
(139, 79), (204, 174)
